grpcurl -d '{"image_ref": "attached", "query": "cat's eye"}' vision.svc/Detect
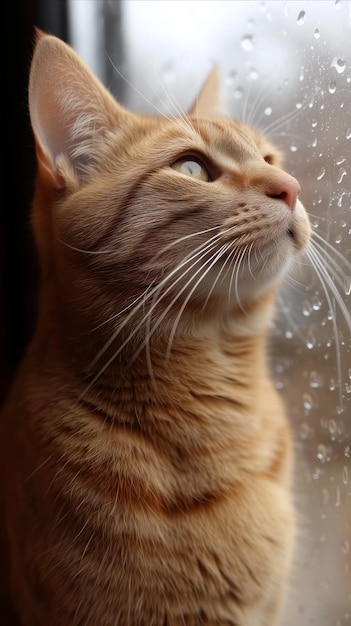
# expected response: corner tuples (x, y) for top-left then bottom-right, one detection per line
(171, 157), (210, 182)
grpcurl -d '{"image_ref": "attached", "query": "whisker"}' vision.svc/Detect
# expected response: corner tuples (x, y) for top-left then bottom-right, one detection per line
(149, 68), (196, 135)
(241, 80), (255, 127)
(94, 227), (222, 334)
(228, 238), (246, 306)
(143, 241), (229, 363)
(311, 230), (351, 274)
(307, 246), (348, 410)
(58, 239), (113, 255)
(202, 242), (236, 309)
(91, 292), (148, 332)
(107, 53), (173, 120)
(308, 212), (324, 220)
(155, 224), (221, 257)
(234, 245), (248, 312)
(268, 130), (310, 145)
(89, 231), (224, 369)
(276, 292), (308, 344)
(81, 230), (234, 397)
(143, 234), (226, 379)
(124, 227), (240, 370)
(247, 242), (255, 280)
(164, 242), (235, 359)
(310, 241), (349, 294)
(260, 99), (309, 136)
(244, 84), (269, 128)
(307, 245), (351, 333)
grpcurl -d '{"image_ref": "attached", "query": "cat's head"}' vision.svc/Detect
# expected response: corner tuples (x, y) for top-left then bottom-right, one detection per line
(29, 31), (310, 348)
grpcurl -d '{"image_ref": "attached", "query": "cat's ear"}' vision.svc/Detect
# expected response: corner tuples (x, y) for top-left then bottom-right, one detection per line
(29, 30), (125, 187)
(188, 67), (223, 117)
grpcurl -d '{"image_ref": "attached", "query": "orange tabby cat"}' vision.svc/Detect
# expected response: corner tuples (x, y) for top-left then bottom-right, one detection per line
(1, 31), (310, 625)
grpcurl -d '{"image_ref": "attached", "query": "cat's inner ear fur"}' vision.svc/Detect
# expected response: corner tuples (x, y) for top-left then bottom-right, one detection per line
(29, 30), (126, 186)
(188, 66), (223, 118)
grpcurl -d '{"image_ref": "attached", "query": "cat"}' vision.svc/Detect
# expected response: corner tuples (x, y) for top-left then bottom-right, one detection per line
(0, 29), (311, 626)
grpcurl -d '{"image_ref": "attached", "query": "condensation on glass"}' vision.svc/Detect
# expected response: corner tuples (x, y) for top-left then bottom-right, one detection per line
(69, 2), (351, 624)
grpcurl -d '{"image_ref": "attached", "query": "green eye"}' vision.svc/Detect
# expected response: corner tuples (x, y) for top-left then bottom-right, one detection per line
(171, 157), (210, 182)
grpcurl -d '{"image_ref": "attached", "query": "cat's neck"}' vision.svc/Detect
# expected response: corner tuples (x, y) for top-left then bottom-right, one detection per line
(24, 296), (280, 488)
(33, 288), (274, 393)
(31, 293), (274, 433)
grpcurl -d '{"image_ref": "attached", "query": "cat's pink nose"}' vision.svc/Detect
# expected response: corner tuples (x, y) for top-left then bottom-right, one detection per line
(267, 175), (301, 211)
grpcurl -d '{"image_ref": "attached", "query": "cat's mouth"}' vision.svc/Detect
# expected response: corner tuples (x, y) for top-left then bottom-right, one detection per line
(285, 201), (311, 252)
(286, 225), (303, 250)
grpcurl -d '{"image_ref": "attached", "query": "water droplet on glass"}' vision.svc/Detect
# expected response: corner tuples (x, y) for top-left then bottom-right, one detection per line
(322, 487), (329, 505)
(329, 419), (337, 436)
(311, 295), (322, 311)
(299, 422), (310, 440)
(309, 370), (322, 388)
(299, 66), (304, 82)
(336, 156), (345, 165)
(328, 81), (337, 94)
(337, 192), (346, 207)
(345, 446), (351, 458)
(329, 378), (336, 391)
(303, 393), (313, 410)
(249, 68), (258, 81)
(341, 540), (350, 554)
(290, 144), (298, 153)
(346, 128), (351, 139)
(285, 330), (293, 339)
(241, 35), (254, 51)
(335, 486), (341, 507)
(311, 137), (318, 148)
(317, 444), (327, 462)
(348, 368), (351, 380)
(297, 10), (305, 25)
(306, 330), (316, 349)
(342, 464), (349, 485)
(275, 377), (287, 390)
(340, 219), (347, 228)
(312, 119), (318, 128)
(317, 167), (326, 180)
(314, 28), (320, 39)
(275, 362), (285, 374)
(225, 70), (237, 86)
(331, 57), (346, 74)
(313, 467), (322, 480)
(302, 300), (312, 316)
(264, 106), (272, 116)
(233, 88), (243, 99)
(344, 276), (351, 295)
(337, 168), (347, 184)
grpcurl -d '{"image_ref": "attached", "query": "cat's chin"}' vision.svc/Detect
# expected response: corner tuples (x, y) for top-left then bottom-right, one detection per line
(191, 256), (289, 317)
